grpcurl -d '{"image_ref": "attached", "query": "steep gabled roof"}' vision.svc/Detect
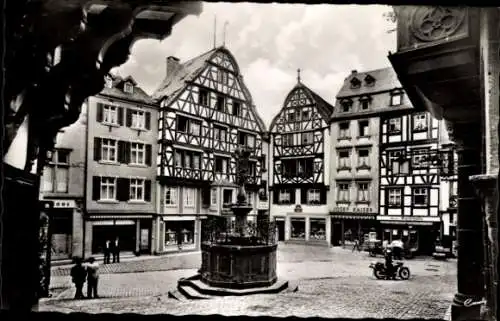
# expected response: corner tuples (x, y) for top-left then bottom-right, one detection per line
(152, 48), (217, 103)
(336, 67), (401, 98)
(99, 74), (154, 105)
(269, 81), (334, 131)
(152, 46), (266, 133)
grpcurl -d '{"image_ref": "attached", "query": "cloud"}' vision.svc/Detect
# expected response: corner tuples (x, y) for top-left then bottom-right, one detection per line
(116, 3), (396, 129)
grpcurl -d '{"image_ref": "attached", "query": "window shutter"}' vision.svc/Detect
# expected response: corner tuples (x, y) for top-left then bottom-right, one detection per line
(126, 109), (132, 127)
(290, 188), (296, 204)
(118, 107), (124, 126)
(96, 103), (103, 122)
(117, 141), (125, 163)
(301, 188), (307, 204)
(117, 178), (129, 201)
(93, 138), (101, 161)
(145, 144), (152, 166)
(145, 180), (152, 202)
(145, 112), (151, 130)
(92, 176), (101, 200)
(272, 190), (279, 204)
(124, 142), (131, 164)
(320, 189), (327, 205)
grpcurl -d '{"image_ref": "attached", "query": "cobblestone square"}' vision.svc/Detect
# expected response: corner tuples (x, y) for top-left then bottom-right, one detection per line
(40, 244), (456, 319)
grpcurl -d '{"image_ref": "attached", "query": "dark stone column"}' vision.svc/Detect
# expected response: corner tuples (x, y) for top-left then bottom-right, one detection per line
(448, 122), (485, 321)
(1, 164), (41, 311)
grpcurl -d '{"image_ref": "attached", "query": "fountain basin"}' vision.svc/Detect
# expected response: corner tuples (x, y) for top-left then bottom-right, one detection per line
(200, 242), (278, 289)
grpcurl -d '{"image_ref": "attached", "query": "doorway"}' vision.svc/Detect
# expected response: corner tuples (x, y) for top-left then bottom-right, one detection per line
(332, 220), (342, 246)
(276, 220), (285, 241)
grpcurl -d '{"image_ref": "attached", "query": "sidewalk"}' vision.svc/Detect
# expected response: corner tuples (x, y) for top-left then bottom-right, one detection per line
(51, 250), (200, 277)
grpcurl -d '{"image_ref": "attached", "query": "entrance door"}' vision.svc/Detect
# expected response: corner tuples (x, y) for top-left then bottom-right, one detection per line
(332, 220), (342, 246)
(276, 220), (285, 241)
(92, 225), (136, 253)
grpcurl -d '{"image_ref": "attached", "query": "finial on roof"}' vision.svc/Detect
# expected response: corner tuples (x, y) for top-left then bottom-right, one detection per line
(297, 68), (301, 83)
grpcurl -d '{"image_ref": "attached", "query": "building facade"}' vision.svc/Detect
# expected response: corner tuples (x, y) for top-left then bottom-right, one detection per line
(84, 75), (158, 256)
(329, 69), (388, 245)
(269, 75), (333, 245)
(39, 112), (87, 261)
(153, 47), (267, 253)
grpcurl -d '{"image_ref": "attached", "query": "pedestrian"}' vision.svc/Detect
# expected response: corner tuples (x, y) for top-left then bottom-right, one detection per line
(70, 257), (86, 299)
(85, 257), (99, 299)
(177, 228), (183, 251)
(352, 238), (360, 252)
(103, 239), (111, 264)
(112, 237), (120, 263)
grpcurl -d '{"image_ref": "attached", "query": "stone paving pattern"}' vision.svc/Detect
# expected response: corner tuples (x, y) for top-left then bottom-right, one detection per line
(41, 244), (456, 319)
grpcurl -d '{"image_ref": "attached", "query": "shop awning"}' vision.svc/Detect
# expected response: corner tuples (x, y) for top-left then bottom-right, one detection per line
(87, 214), (153, 220)
(379, 220), (435, 226)
(329, 213), (377, 220)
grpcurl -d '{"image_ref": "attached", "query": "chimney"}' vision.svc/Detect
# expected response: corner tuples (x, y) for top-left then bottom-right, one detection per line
(351, 70), (357, 74)
(166, 56), (181, 79)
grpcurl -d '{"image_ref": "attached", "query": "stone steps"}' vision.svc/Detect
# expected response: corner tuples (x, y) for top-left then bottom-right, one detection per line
(168, 274), (294, 300)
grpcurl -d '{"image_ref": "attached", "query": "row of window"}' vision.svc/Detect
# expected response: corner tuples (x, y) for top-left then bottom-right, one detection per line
(94, 138), (152, 166)
(385, 148), (438, 173)
(163, 186), (258, 208)
(96, 103), (152, 130)
(172, 150), (258, 176)
(198, 89), (243, 116)
(280, 132), (315, 146)
(285, 109), (312, 122)
(338, 148), (370, 169)
(338, 91), (403, 113)
(174, 115), (256, 148)
(280, 158), (316, 179)
(386, 187), (429, 207)
(92, 177), (152, 202)
(273, 188), (326, 205)
(336, 182), (370, 202)
(337, 113), (428, 140)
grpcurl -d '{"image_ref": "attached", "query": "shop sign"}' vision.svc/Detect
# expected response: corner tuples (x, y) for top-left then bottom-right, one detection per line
(52, 200), (76, 209)
(331, 206), (374, 213)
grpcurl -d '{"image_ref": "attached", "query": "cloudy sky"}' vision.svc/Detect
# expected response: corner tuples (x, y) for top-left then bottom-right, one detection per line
(116, 2), (396, 128)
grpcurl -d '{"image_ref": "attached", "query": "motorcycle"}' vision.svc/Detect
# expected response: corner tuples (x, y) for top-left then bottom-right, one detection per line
(369, 261), (411, 280)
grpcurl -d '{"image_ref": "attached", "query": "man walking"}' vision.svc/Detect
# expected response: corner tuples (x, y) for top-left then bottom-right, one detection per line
(86, 257), (99, 299)
(103, 239), (111, 264)
(70, 257), (86, 299)
(352, 238), (360, 252)
(112, 237), (120, 263)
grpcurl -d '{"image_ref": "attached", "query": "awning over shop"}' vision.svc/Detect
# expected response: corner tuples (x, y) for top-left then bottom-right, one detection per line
(379, 220), (435, 226)
(87, 215), (153, 220)
(329, 213), (377, 220)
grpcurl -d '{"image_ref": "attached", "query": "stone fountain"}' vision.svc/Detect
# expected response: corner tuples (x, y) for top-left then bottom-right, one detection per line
(169, 147), (294, 299)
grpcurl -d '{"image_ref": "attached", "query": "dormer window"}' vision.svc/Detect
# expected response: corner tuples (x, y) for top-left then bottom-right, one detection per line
(350, 77), (361, 89)
(364, 75), (375, 86)
(340, 99), (352, 113)
(390, 90), (404, 106)
(124, 82), (133, 94)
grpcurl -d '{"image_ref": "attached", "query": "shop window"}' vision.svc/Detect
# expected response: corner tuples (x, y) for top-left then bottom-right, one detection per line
(164, 221), (195, 246)
(290, 218), (305, 239)
(310, 218), (326, 240)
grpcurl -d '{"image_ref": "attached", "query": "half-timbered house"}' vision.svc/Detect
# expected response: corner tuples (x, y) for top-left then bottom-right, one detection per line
(269, 72), (333, 246)
(153, 47), (267, 253)
(378, 83), (443, 255)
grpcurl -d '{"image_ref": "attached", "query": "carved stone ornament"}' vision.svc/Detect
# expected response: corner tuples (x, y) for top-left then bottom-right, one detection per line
(410, 7), (466, 42)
